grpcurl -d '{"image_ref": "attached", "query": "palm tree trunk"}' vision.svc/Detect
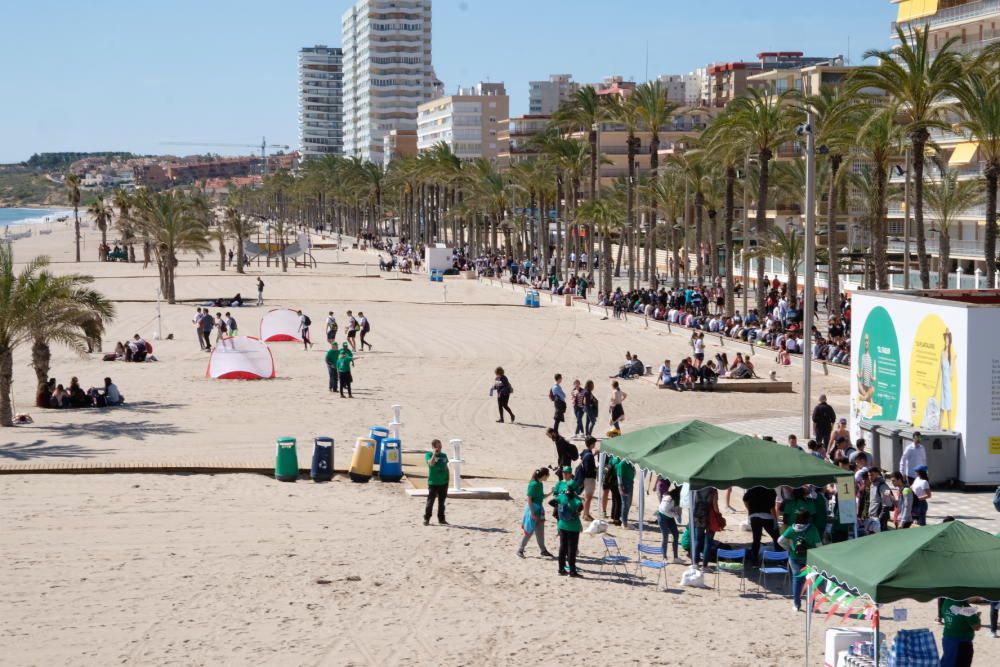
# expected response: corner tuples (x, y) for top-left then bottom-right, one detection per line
(912, 132), (931, 289)
(602, 234), (613, 296)
(626, 136), (637, 291)
(670, 218), (680, 288)
(827, 156), (842, 310)
(939, 231), (951, 288)
(694, 191), (704, 284)
(219, 240), (226, 272)
(74, 205), (81, 263)
(0, 345), (13, 426)
(985, 163), (998, 282)
(724, 166), (736, 315)
(874, 166), (890, 290)
(756, 152), (772, 314)
(31, 340), (50, 390)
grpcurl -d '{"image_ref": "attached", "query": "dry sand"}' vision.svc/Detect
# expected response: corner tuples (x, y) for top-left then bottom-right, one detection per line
(1, 223), (997, 666)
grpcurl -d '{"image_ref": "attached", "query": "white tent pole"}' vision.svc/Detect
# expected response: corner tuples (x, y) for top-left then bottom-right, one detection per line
(638, 468), (645, 543)
(805, 579), (812, 666)
(688, 486), (696, 567)
(596, 451), (607, 505)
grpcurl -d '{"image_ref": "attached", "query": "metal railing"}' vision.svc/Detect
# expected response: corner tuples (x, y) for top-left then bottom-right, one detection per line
(892, 0), (1000, 32)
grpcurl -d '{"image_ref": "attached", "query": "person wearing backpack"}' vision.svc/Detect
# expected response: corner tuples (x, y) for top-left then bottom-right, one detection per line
(556, 487), (583, 577)
(256, 277), (264, 306)
(549, 373), (566, 434)
(616, 456), (636, 528)
(545, 428), (578, 470)
(358, 311), (373, 351)
(297, 310), (313, 350)
(778, 509), (821, 612)
(491, 366), (515, 423)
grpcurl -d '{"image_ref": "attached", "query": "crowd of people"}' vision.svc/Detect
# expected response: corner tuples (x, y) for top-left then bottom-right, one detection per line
(106, 334), (157, 363)
(192, 308), (240, 352)
(36, 376), (123, 409)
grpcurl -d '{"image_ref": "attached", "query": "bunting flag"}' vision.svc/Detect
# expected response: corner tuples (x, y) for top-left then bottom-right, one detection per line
(825, 588), (853, 621)
(797, 567), (876, 622)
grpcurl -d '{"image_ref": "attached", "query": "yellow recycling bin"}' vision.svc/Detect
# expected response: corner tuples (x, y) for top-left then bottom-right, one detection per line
(349, 438), (375, 483)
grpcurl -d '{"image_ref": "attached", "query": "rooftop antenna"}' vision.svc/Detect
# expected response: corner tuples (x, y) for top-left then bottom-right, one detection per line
(847, 35), (851, 65)
(644, 40), (649, 81)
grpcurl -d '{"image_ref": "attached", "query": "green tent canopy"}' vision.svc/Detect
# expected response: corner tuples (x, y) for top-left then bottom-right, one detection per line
(806, 521), (1000, 603)
(599, 419), (850, 490)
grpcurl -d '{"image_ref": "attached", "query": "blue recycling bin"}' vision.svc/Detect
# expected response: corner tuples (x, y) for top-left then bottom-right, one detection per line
(369, 426), (389, 462)
(378, 438), (403, 482)
(524, 291), (532, 306)
(430, 268), (444, 282)
(530, 291), (540, 308)
(311, 436), (334, 482)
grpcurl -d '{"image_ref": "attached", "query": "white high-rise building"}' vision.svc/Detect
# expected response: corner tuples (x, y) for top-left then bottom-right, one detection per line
(656, 73), (703, 107)
(298, 45), (344, 159)
(341, 0), (436, 163)
(527, 74), (579, 115)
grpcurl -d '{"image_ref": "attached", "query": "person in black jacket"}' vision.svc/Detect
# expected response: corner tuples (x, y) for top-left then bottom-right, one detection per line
(546, 428), (578, 470)
(492, 367), (515, 423)
(576, 437), (598, 521)
(812, 394), (837, 448)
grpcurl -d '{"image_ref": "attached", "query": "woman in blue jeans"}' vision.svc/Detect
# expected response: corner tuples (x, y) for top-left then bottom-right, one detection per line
(657, 485), (682, 561)
(583, 380), (597, 436)
(778, 510), (821, 611)
(570, 380), (586, 437)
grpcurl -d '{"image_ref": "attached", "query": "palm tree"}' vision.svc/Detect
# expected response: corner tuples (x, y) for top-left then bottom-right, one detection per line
(130, 191), (211, 303)
(923, 163), (985, 286)
(210, 227), (227, 272)
(755, 227), (805, 310)
(222, 204), (257, 274)
(951, 52), (1000, 279)
(670, 149), (716, 285)
(576, 198), (624, 296)
(0, 244), (36, 425)
(856, 111), (905, 289)
(634, 81), (679, 288)
(852, 26), (962, 289)
(712, 88), (801, 313)
(26, 270), (115, 392)
(605, 92), (644, 289)
(88, 198), (112, 261)
(65, 174), (82, 262)
(112, 188), (135, 262)
(804, 86), (863, 308)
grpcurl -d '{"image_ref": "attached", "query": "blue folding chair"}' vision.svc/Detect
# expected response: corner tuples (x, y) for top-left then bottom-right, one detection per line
(600, 536), (631, 576)
(713, 547), (747, 594)
(756, 550), (790, 595)
(634, 543), (668, 589)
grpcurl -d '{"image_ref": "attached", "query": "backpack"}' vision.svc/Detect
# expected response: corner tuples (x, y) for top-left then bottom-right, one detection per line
(361, 319), (370, 333)
(557, 499), (578, 523)
(792, 534), (809, 559)
(548, 388), (556, 402)
(303, 315), (312, 327)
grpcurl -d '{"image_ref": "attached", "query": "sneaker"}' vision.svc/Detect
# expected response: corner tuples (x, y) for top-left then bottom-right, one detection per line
(423, 518), (429, 526)
(438, 519), (448, 525)
(540, 551), (555, 558)
(672, 557), (685, 564)
(793, 604), (802, 612)
(516, 551), (525, 559)
(558, 570), (568, 576)
(569, 572), (583, 578)
(992, 631), (998, 638)
(496, 419), (504, 423)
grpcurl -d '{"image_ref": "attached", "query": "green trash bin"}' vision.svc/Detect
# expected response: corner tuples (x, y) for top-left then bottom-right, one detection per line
(275, 437), (298, 482)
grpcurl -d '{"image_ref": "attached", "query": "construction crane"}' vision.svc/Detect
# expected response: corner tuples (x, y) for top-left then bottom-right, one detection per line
(160, 137), (291, 178)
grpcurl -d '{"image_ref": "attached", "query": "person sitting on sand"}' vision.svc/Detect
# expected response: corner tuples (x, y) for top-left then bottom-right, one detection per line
(51, 383), (68, 408)
(68, 377), (89, 408)
(36, 378), (56, 408)
(103, 377), (124, 406)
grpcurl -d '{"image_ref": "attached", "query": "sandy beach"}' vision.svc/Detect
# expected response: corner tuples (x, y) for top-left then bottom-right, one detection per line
(1, 222), (997, 666)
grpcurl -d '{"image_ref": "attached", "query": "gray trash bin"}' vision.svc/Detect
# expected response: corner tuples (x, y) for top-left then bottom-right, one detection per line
(896, 427), (961, 486)
(858, 419), (880, 463)
(872, 421), (906, 472)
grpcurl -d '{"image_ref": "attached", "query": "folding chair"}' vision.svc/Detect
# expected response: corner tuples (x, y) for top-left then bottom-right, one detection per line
(756, 549), (790, 595)
(634, 543), (668, 589)
(713, 547), (747, 594)
(600, 536), (631, 576)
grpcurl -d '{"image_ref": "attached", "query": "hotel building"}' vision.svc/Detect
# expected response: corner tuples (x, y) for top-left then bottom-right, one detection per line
(298, 45), (344, 159)
(341, 0), (436, 163)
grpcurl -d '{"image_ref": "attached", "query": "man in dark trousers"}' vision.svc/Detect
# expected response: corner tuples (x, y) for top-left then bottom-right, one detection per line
(424, 439), (449, 526)
(546, 427), (578, 470)
(811, 394), (837, 451)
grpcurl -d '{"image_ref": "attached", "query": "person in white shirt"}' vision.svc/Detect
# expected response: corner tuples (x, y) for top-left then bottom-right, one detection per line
(103, 377), (123, 405)
(899, 431), (928, 484)
(549, 373), (566, 433)
(193, 308), (206, 350)
(325, 312), (338, 344)
(909, 466), (932, 526)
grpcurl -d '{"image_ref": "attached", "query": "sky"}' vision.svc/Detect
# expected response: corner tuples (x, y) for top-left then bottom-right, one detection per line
(0, 0), (897, 163)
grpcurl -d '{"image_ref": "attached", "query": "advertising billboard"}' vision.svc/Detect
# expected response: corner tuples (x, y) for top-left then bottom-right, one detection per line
(850, 291), (999, 484)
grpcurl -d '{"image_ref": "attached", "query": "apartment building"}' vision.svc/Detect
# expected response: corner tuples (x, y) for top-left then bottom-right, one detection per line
(528, 74), (579, 115)
(496, 114), (551, 167)
(657, 72), (704, 106)
(416, 83), (508, 161)
(890, 0), (1000, 273)
(341, 0), (436, 163)
(382, 129), (418, 168)
(298, 45), (344, 159)
(706, 52), (839, 107)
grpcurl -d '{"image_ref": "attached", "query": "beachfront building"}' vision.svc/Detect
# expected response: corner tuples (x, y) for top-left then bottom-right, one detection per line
(706, 52), (838, 107)
(341, 0), (437, 164)
(887, 0), (1000, 285)
(298, 45), (344, 159)
(496, 114), (551, 167)
(382, 129), (418, 168)
(657, 72), (705, 107)
(416, 83), (509, 161)
(528, 74), (580, 115)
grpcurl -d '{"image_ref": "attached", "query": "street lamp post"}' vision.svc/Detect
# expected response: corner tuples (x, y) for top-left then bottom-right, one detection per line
(904, 146), (912, 289)
(742, 151), (750, 317)
(802, 111), (818, 440)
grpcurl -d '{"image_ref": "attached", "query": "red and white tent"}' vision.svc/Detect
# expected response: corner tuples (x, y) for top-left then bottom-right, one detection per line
(259, 308), (302, 342)
(205, 336), (276, 380)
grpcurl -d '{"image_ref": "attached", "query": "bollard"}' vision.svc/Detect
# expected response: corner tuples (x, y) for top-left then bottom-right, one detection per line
(448, 438), (464, 492)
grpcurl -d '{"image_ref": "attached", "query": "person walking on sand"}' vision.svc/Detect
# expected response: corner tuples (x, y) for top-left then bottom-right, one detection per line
(337, 342), (354, 398)
(570, 379), (586, 439)
(256, 277), (264, 306)
(556, 485), (583, 577)
(424, 439), (449, 525)
(358, 312), (373, 351)
(583, 379), (598, 437)
(346, 310), (359, 352)
(491, 367), (515, 423)
(549, 373), (566, 434)
(193, 307), (206, 350)
(297, 310), (313, 350)
(517, 468), (554, 558)
(579, 437), (598, 521)
(325, 311), (338, 345)
(325, 342), (340, 393)
(609, 380), (627, 431)
(200, 310), (215, 352)
(214, 312), (231, 349)
(224, 312), (238, 337)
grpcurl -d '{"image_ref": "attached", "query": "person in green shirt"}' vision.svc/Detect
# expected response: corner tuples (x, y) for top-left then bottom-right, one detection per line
(602, 454), (621, 525)
(939, 598), (981, 667)
(336, 342), (354, 398)
(518, 468), (554, 558)
(553, 466), (581, 498)
(616, 458), (636, 528)
(423, 439), (449, 526)
(778, 509), (821, 611)
(556, 490), (583, 577)
(324, 343), (340, 393)
(780, 487), (814, 528)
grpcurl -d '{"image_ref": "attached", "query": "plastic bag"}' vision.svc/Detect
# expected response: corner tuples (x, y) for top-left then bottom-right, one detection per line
(680, 566), (708, 588)
(584, 519), (608, 535)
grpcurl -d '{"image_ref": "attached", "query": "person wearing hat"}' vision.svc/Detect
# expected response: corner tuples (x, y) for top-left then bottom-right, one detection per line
(899, 431), (927, 485)
(553, 466), (581, 498)
(555, 483), (583, 577)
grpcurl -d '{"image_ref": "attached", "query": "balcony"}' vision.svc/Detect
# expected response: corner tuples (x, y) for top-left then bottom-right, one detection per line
(887, 238), (985, 258)
(893, 0), (1000, 32)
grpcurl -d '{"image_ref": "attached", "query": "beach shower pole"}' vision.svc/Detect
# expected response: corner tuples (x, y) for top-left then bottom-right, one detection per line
(389, 404), (402, 441)
(155, 288), (162, 340)
(448, 439), (464, 492)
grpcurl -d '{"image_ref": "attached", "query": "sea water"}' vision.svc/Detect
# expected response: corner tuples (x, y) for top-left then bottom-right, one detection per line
(0, 207), (73, 228)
